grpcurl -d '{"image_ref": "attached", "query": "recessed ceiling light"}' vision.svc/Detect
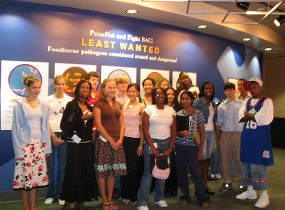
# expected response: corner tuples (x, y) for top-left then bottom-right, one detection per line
(242, 38), (251, 42)
(257, 7), (265, 11)
(264, 48), (272, 52)
(125, 9), (138, 14)
(197, 25), (207, 29)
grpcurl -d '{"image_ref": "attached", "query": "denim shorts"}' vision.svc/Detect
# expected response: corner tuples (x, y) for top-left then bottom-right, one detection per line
(241, 163), (269, 191)
(202, 130), (216, 160)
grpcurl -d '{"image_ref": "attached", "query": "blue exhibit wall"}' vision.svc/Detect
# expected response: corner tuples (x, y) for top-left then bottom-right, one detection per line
(0, 1), (262, 192)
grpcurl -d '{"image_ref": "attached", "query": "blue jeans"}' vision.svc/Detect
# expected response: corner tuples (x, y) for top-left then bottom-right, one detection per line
(241, 163), (269, 191)
(203, 131), (216, 160)
(175, 144), (209, 204)
(210, 145), (222, 175)
(137, 139), (170, 206)
(46, 133), (67, 200)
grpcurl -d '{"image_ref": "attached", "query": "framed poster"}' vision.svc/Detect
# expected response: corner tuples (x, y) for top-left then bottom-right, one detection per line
(140, 68), (169, 95)
(1, 60), (49, 130)
(172, 71), (197, 88)
(101, 65), (136, 83)
(54, 63), (97, 97)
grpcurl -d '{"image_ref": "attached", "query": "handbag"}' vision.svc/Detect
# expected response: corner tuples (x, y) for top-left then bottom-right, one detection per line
(152, 156), (170, 180)
(193, 110), (200, 145)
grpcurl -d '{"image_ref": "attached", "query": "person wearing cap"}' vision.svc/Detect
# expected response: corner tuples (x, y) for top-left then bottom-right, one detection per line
(236, 77), (274, 209)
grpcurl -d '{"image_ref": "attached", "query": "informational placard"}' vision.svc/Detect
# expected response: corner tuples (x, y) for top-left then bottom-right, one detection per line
(54, 63), (97, 97)
(172, 71), (197, 88)
(101, 65), (137, 83)
(1, 60), (49, 130)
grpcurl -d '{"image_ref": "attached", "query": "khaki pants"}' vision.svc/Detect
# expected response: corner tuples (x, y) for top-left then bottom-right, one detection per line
(220, 132), (242, 183)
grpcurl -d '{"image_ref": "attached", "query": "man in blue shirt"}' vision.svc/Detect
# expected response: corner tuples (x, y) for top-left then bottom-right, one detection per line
(216, 82), (243, 192)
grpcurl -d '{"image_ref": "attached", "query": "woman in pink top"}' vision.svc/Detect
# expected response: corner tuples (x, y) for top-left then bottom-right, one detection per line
(120, 84), (145, 204)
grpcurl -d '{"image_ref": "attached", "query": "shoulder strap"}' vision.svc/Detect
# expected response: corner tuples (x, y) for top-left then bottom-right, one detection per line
(246, 97), (252, 110)
(259, 96), (266, 107)
(193, 110), (198, 136)
(246, 96), (266, 110)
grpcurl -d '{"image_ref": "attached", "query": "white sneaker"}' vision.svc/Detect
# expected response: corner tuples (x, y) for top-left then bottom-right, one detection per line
(255, 194), (270, 208)
(122, 199), (131, 204)
(236, 189), (257, 200)
(58, 199), (65, 206)
(215, 173), (222, 179)
(137, 206), (149, 210)
(154, 200), (168, 208)
(44, 198), (54, 205)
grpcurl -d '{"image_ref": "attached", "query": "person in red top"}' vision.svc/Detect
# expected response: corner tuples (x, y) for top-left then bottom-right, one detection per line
(84, 71), (100, 107)
(85, 71), (100, 136)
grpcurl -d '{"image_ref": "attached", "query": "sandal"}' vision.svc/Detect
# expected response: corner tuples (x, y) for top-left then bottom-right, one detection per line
(102, 204), (110, 210)
(179, 199), (189, 205)
(178, 196), (190, 205)
(61, 203), (70, 210)
(201, 201), (209, 207)
(74, 203), (86, 210)
(110, 203), (119, 210)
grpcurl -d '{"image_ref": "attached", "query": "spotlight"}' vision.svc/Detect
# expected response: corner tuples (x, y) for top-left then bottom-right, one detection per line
(125, 9), (138, 14)
(274, 15), (285, 27)
(197, 25), (207, 29)
(236, 2), (250, 11)
(242, 37), (251, 42)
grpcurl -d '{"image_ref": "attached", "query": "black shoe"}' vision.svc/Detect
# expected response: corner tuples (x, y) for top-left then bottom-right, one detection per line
(207, 175), (219, 183)
(205, 188), (215, 195)
(219, 183), (233, 192)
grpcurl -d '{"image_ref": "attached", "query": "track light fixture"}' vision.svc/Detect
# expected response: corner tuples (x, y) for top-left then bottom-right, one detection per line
(236, 2), (250, 11)
(274, 15), (285, 27)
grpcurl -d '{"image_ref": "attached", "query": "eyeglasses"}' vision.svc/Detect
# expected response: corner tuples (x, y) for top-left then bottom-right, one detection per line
(156, 93), (165, 97)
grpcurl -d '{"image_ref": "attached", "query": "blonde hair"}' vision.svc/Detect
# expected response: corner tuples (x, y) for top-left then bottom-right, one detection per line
(23, 76), (41, 87)
(158, 78), (169, 88)
(53, 75), (66, 92)
(99, 78), (116, 101)
(115, 75), (130, 85)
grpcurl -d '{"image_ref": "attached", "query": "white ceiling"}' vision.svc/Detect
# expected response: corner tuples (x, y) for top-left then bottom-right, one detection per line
(16, 0), (285, 57)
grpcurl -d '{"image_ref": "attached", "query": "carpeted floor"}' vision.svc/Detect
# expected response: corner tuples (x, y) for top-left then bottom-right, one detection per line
(0, 148), (284, 210)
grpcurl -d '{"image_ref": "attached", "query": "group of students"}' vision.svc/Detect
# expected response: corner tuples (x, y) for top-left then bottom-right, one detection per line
(11, 71), (274, 210)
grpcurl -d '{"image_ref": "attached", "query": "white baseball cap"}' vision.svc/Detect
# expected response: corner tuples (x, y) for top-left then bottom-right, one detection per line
(249, 77), (263, 87)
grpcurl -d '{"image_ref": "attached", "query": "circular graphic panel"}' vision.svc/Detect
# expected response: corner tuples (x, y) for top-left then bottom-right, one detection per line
(8, 64), (42, 97)
(107, 69), (131, 82)
(63, 66), (87, 97)
(147, 72), (163, 88)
